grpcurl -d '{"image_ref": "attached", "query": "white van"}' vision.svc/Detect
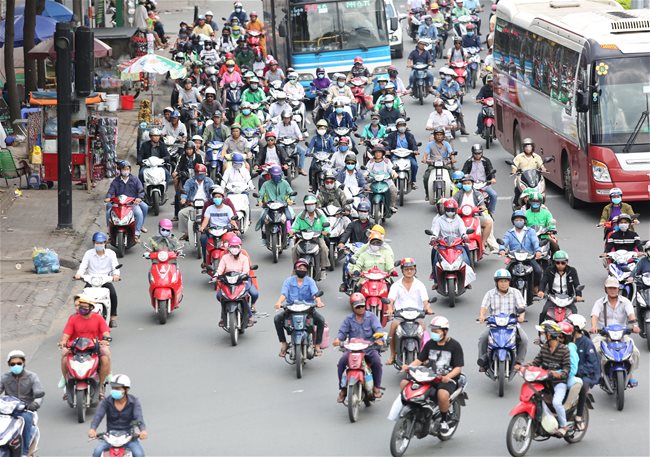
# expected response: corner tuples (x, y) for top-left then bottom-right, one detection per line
(385, 0), (406, 58)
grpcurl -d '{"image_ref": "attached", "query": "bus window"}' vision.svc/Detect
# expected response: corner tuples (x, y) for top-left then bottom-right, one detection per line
(338, 0), (388, 51)
(289, 3), (342, 53)
(494, 18), (510, 72)
(520, 31), (534, 86)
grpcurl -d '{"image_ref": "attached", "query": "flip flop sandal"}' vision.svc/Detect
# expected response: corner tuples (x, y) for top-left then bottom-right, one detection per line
(314, 348), (323, 357)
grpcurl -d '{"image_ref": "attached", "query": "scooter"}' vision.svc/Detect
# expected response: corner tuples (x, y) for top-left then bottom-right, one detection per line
(479, 97), (496, 148)
(355, 265), (395, 326)
(107, 195), (138, 258)
(504, 249), (535, 307)
(425, 159), (453, 206)
(95, 428), (140, 457)
(204, 225), (232, 278)
(142, 156), (168, 216)
(288, 94), (307, 132)
(449, 60), (468, 91)
(216, 270), (254, 346)
(64, 337), (108, 423)
(473, 180), (493, 216)
(0, 395), (40, 457)
(464, 46), (481, 89)
(368, 171), (392, 223)
(282, 292), (324, 379)
(539, 288), (583, 324)
(143, 249), (183, 325)
(389, 367), (468, 457)
(78, 272), (121, 326)
(411, 61), (432, 106)
(225, 182), (252, 235)
(308, 150), (335, 193)
(603, 250), (639, 301)
(439, 92), (463, 138)
(633, 272), (650, 350)
(392, 148), (417, 207)
(426, 232), (474, 307)
(294, 229), (328, 281)
(505, 156), (555, 207)
(484, 313), (520, 397)
(241, 128), (261, 170)
(312, 89), (331, 123)
(278, 136), (299, 183)
(322, 204), (350, 271)
(253, 192), (296, 263)
(339, 242), (364, 295)
(408, 8), (424, 41)
(350, 76), (371, 120)
(389, 307), (427, 369)
(206, 140), (224, 181)
(598, 324), (637, 411)
(459, 204), (483, 266)
(506, 367), (589, 457)
(188, 198), (205, 259)
(246, 30), (263, 56)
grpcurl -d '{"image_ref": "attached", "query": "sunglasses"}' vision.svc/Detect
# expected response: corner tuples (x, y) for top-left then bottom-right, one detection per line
(267, 137), (276, 141)
(160, 228), (171, 234)
(9, 362), (23, 367)
(554, 261), (567, 265)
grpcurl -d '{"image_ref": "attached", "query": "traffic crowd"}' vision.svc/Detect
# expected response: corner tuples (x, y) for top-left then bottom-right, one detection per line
(1, 1), (648, 456)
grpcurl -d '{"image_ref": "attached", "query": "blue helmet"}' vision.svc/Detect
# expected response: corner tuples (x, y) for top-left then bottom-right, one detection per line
(92, 232), (108, 243)
(511, 210), (527, 222)
(451, 170), (464, 181)
(357, 201), (371, 212)
(232, 153), (244, 164)
(494, 268), (512, 281)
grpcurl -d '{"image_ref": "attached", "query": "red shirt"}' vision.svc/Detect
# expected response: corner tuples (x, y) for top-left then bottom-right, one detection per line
(63, 313), (110, 340)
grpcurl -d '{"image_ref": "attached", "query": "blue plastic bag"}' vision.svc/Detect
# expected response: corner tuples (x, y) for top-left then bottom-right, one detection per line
(32, 248), (60, 274)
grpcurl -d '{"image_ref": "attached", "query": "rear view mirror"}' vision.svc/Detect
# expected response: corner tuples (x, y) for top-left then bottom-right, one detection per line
(424, 229), (433, 236)
(251, 265), (259, 270)
(381, 297), (391, 305)
(314, 290), (324, 297)
(576, 90), (589, 113)
(323, 222), (330, 228)
(496, 238), (504, 245)
(349, 257), (357, 265)
(466, 228), (475, 235)
(390, 17), (398, 31)
(429, 297), (437, 303)
(504, 160), (514, 166)
(544, 157), (555, 163)
(576, 284), (585, 292)
(394, 260), (401, 267)
(252, 192), (260, 198)
(291, 191), (298, 196)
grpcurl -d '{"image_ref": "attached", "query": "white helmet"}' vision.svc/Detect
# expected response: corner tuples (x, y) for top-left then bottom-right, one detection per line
(211, 185), (225, 196)
(192, 134), (203, 142)
(567, 314), (587, 331)
(111, 374), (132, 388)
(7, 350), (26, 363)
(205, 10), (214, 16)
(276, 91), (287, 100)
(163, 106), (174, 113)
(205, 87), (216, 96)
(608, 187), (622, 197)
(429, 315), (450, 330)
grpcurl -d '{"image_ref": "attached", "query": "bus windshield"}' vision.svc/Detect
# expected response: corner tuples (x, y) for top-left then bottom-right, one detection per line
(290, 0), (388, 54)
(590, 56), (650, 147)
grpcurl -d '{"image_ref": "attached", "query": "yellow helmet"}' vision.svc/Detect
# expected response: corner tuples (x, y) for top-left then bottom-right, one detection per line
(371, 224), (385, 236)
(368, 232), (384, 242)
(431, 3), (439, 8)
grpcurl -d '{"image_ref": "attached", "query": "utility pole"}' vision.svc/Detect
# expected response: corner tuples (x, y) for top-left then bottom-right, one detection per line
(54, 22), (73, 229)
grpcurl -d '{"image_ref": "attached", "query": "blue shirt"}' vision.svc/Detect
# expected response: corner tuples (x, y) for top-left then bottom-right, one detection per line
(336, 311), (383, 341)
(106, 175), (145, 199)
(182, 176), (215, 201)
(308, 134), (335, 154)
(499, 226), (541, 254)
(204, 204), (234, 227)
(437, 80), (462, 98)
(425, 140), (452, 160)
(408, 49), (434, 65)
(281, 276), (319, 304)
(418, 24), (438, 39)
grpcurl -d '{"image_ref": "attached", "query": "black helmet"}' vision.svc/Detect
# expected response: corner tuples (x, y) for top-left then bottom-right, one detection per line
(324, 169), (336, 181)
(471, 144), (483, 155)
(191, 34), (200, 43)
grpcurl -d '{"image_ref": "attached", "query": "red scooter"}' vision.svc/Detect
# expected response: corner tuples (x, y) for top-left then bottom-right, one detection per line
(449, 61), (468, 90)
(204, 225), (232, 279)
(64, 337), (106, 423)
(108, 195), (138, 258)
(479, 97), (496, 148)
(349, 76), (372, 120)
(425, 231), (474, 307)
(246, 30), (263, 57)
(144, 250), (184, 325)
(216, 270), (255, 346)
(355, 266), (396, 326)
(459, 204), (483, 266)
(341, 336), (384, 423)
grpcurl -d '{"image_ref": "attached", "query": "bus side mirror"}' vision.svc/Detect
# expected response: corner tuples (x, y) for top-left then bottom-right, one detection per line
(389, 17), (399, 31)
(576, 91), (589, 113)
(278, 23), (286, 38)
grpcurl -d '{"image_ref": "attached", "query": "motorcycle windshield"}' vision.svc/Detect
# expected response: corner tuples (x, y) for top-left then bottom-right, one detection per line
(520, 169), (540, 188)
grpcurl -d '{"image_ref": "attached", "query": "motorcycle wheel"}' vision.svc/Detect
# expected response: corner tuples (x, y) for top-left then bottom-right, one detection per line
(470, 250), (478, 269)
(615, 370), (625, 411)
(212, 258), (219, 277)
(418, 90), (424, 106)
(271, 232), (279, 264)
(152, 192), (160, 216)
(229, 310), (239, 346)
(295, 342), (303, 379)
(472, 72), (477, 89)
(564, 406), (589, 443)
(398, 179), (405, 207)
(486, 128), (493, 149)
(115, 232), (126, 258)
(194, 229), (201, 259)
(404, 349), (415, 366)
(76, 389), (86, 423)
(389, 411), (415, 457)
(447, 277), (456, 308)
(347, 383), (362, 423)
(157, 299), (168, 325)
(329, 244), (336, 272)
(497, 359), (506, 397)
(438, 398), (461, 440)
(506, 413), (533, 457)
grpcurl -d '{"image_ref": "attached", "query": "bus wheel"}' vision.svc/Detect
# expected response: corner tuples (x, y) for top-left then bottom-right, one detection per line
(563, 156), (582, 209)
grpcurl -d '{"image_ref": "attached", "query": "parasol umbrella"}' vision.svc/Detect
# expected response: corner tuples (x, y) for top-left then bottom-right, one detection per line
(16, 0), (74, 22)
(0, 15), (58, 47)
(28, 36), (113, 60)
(119, 54), (187, 80)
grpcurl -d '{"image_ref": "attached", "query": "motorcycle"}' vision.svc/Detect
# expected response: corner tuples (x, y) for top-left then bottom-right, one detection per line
(163, 135), (184, 172)
(389, 367), (467, 457)
(506, 367), (589, 457)
(64, 337), (107, 423)
(411, 62), (432, 105)
(464, 46), (481, 89)
(598, 324), (637, 411)
(188, 198), (205, 259)
(340, 336), (385, 422)
(95, 428), (140, 457)
(343, 185), (368, 219)
(241, 127), (261, 170)
(350, 76), (371, 120)
(459, 204), (483, 266)
(368, 171), (392, 223)
(224, 85), (242, 124)
(78, 271), (121, 326)
(141, 156), (168, 216)
(426, 232), (474, 307)
(391, 148), (417, 206)
(355, 265), (395, 326)
(143, 248), (184, 325)
(182, 102), (203, 137)
(540, 287), (583, 324)
(356, 135), (385, 166)
(503, 249), (535, 307)
(206, 140), (224, 181)
(531, 225), (553, 271)
(339, 242), (364, 295)
(253, 192), (296, 263)
(0, 395), (40, 457)
(484, 313), (520, 397)
(633, 272), (650, 349)
(107, 195), (138, 258)
(452, 14), (476, 37)
(204, 225), (232, 278)
(287, 95), (307, 132)
(473, 180), (494, 216)
(408, 8), (424, 41)
(479, 97), (496, 148)
(312, 89), (331, 123)
(282, 292), (324, 379)
(505, 156), (555, 207)
(603, 250), (639, 301)
(278, 136), (299, 183)
(425, 159), (453, 206)
(246, 30), (263, 56)
(307, 150), (335, 193)
(434, 23), (448, 57)
(439, 92), (463, 138)
(216, 270), (254, 346)
(448, 60), (468, 92)
(322, 204), (350, 271)
(294, 228), (329, 281)
(225, 182), (252, 235)
(389, 307), (427, 369)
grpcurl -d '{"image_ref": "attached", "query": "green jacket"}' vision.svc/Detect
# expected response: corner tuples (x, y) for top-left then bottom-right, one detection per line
(353, 242), (395, 259)
(349, 246), (394, 274)
(600, 202), (634, 224)
(149, 235), (180, 252)
(292, 210), (329, 234)
(241, 88), (267, 104)
(525, 208), (554, 229)
(374, 94), (403, 112)
(362, 124), (387, 139)
(258, 179), (294, 204)
(233, 113), (261, 130)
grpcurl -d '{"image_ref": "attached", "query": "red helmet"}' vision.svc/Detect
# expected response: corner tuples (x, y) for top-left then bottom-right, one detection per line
(339, 137), (350, 145)
(466, 23), (476, 30)
(443, 199), (459, 210)
(194, 163), (207, 173)
(558, 321), (574, 336)
(350, 292), (366, 307)
(225, 52), (235, 59)
(354, 57), (363, 64)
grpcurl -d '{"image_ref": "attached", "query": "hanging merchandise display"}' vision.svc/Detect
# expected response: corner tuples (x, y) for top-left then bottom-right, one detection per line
(88, 115), (119, 181)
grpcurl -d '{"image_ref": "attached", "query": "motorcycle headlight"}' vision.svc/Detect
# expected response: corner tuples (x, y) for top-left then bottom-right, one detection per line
(495, 315), (510, 326)
(111, 212), (134, 225)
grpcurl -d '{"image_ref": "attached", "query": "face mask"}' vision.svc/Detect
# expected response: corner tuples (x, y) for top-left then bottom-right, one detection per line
(317, 128), (327, 136)
(78, 307), (91, 316)
(305, 204), (316, 212)
(379, 83), (386, 89)
(228, 67), (235, 73)
(611, 197), (622, 205)
(369, 243), (382, 252)
(346, 164), (356, 171)
(242, 109), (251, 116)
(339, 145), (349, 152)
(10, 365), (24, 375)
(120, 170), (129, 177)
(196, 174), (205, 181)
(467, 31), (474, 37)
(514, 220), (525, 229)
(235, 7), (242, 12)
(337, 81), (345, 88)
(398, 127), (406, 133)
(111, 390), (124, 400)
(445, 210), (456, 218)
(618, 223), (629, 232)
(233, 163), (243, 170)
(335, 107), (343, 114)
(429, 331), (442, 342)
(325, 182), (335, 190)
(160, 228), (171, 238)
(531, 202), (541, 209)
(94, 243), (105, 253)
(229, 247), (241, 256)
(371, 119), (379, 125)
(462, 184), (472, 192)
(317, 73), (325, 78)
(213, 197), (223, 206)
(384, 104), (392, 109)
(358, 211), (369, 221)
(445, 76), (452, 82)
(295, 270), (307, 278)
(250, 84), (259, 90)
(272, 175), (282, 183)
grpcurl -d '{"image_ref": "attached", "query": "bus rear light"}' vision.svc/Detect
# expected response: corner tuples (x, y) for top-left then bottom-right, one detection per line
(592, 160), (612, 183)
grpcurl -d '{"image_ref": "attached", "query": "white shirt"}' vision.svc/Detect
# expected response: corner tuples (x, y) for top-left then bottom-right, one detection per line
(76, 248), (120, 277)
(269, 102), (289, 119)
(591, 296), (635, 328)
(274, 121), (303, 140)
(514, 229), (526, 243)
(408, 0), (426, 10)
(426, 109), (457, 134)
(461, 192), (474, 208)
(344, 170), (359, 188)
(162, 122), (187, 140)
(388, 277), (428, 311)
(195, 184), (207, 202)
(265, 146), (280, 165)
(221, 166), (254, 190)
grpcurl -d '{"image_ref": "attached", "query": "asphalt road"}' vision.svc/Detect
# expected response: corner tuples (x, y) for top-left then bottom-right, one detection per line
(19, 2), (650, 456)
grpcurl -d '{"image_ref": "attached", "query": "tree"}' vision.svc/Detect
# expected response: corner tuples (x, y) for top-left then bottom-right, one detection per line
(4, 0), (21, 122)
(23, 0), (38, 97)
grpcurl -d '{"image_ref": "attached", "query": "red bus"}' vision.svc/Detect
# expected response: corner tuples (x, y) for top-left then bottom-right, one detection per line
(493, 0), (650, 207)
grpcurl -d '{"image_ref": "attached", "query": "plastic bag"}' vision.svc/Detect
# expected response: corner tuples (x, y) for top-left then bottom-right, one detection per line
(320, 324), (330, 349)
(387, 394), (403, 421)
(32, 247), (60, 274)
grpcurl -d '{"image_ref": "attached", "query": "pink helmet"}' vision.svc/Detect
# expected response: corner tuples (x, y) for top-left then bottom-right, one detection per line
(159, 219), (173, 230)
(229, 236), (242, 247)
(250, 10), (258, 16)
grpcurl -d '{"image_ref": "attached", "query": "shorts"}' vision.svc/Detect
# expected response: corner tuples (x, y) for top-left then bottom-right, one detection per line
(433, 380), (457, 396)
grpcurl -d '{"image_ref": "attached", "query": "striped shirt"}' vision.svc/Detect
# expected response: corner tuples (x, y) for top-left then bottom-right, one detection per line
(480, 287), (525, 315)
(531, 343), (570, 384)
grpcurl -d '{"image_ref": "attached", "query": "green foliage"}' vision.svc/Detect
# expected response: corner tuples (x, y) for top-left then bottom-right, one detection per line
(616, 0), (632, 9)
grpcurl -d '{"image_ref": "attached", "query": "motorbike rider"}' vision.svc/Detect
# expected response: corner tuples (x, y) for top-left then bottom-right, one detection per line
(378, 95), (401, 126)
(235, 38), (256, 70)
(173, 141), (203, 190)
(537, 250), (583, 323)
(349, 231), (395, 280)
(567, 314), (600, 432)
(385, 118), (419, 189)
(429, 199), (471, 288)
(511, 137), (546, 204)
(388, 66), (407, 95)
(229, 1), (249, 25)
(461, 23), (480, 48)
(386, 258), (434, 365)
(451, 0), (471, 32)
(524, 321), (571, 436)
(317, 169), (350, 211)
(632, 240), (650, 276)
(177, 78), (203, 123)
(58, 294), (112, 397)
(217, 26), (236, 53)
(204, 11), (219, 32)
(453, 174), (493, 251)
(347, 56), (371, 82)
(264, 59), (285, 84)
(499, 210), (543, 292)
(234, 101), (263, 131)
(255, 165), (295, 233)
(333, 293), (385, 402)
(401, 316), (464, 433)
(88, 374), (147, 457)
(362, 112), (387, 140)
(307, 120), (336, 190)
(148, 218), (181, 253)
(591, 276), (641, 385)
(222, 124), (247, 158)
(221, 153), (253, 190)
(241, 76), (267, 104)
(202, 111), (230, 144)
(274, 110), (308, 176)
(447, 36), (468, 66)
(525, 192), (559, 252)
(268, 91), (290, 119)
(426, 98), (457, 139)
(366, 146), (399, 214)
(327, 99), (356, 130)
(105, 161), (149, 241)
(255, 131), (289, 172)
(290, 194), (331, 276)
(477, 269), (528, 371)
(138, 127), (171, 184)
(604, 213), (641, 253)
(192, 14), (214, 38)
(599, 187), (636, 237)
(418, 15), (438, 42)
(284, 71), (306, 101)
(178, 164), (214, 241)
(200, 87), (224, 119)
(330, 137), (353, 172)
(474, 74), (494, 135)
(372, 74), (390, 103)
(436, 67), (468, 135)
(422, 127), (454, 201)
(199, 186), (237, 261)
(219, 60), (243, 88)
(189, 62), (209, 88)
(75, 232), (121, 327)
(161, 110), (187, 141)
(312, 67), (331, 91)
(273, 259), (326, 357)
(336, 153), (367, 189)
(406, 38), (435, 91)
(246, 11), (266, 56)
(0, 350), (44, 457)
(161, 106), (174, 131)
(461, 144), (497, 214)
(337, 201), (372, 291)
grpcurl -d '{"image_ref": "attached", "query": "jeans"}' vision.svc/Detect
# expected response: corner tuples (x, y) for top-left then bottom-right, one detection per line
(552, 382), (568, 427)
(16, 411), (34, 455)
(477, 325), (528, 365)
(430, 246), (471, 284)
(296, 144), (307, 170)
(337, 349), (383, 389)
(85, 281), (118, 316)
(274, 309), (325, 344)
(105, 202), (148, 235)
(484, 185), (497, 214)
(392, 156), (418, 183)
(93, 439), (145, 457)
(409, 69), (434, 89)
(476, 111), (485, 133)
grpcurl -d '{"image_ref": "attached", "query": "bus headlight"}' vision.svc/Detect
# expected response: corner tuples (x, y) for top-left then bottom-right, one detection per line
(592, 160), (612, 183)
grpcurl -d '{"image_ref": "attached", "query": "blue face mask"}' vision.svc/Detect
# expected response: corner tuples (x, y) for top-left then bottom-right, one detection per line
(340, 145), (349, 152)
(456, 182), (462, 189)
(429, 331), (442, 342)
(242, 109), (251, 115)
(335, 107), (343, 114)
(213, 197), (223, 206)
(467, 31), (474, 37)
(531, 202), (541, 209)
(514, 220), (525, 229)
(10, 364), (24, 375)
(611, 197), (622, 205)
(111, 390), (124, 400)
(462, 184), (472, 192)
(346, 164), (355, 171)
(271, 175), (282, 183)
